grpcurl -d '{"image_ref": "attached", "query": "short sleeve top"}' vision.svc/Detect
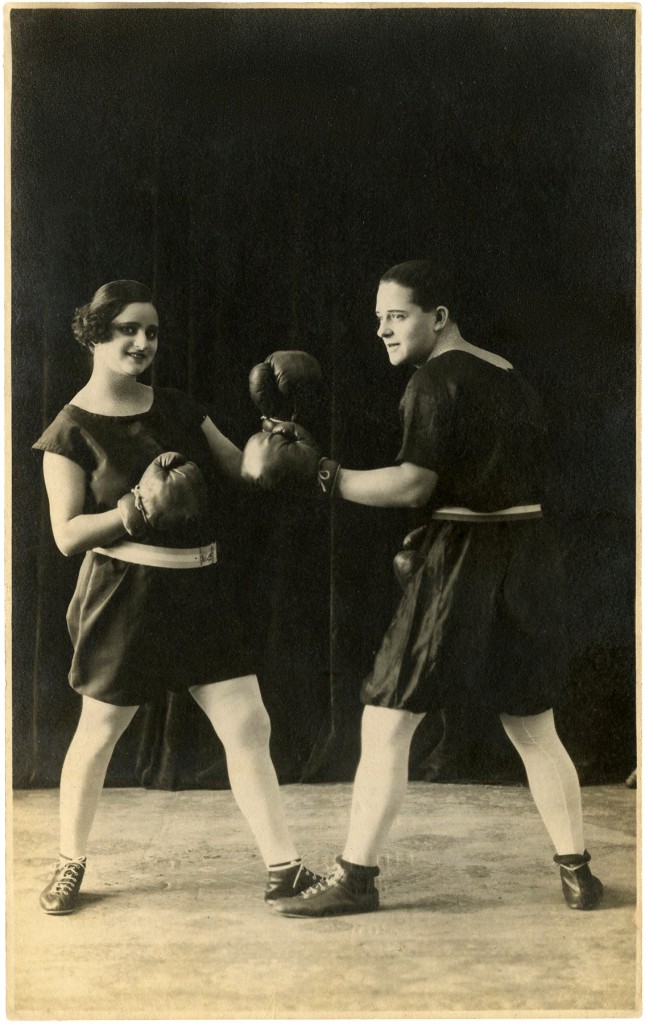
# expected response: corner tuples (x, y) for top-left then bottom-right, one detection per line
(32, 387), (226, 547)
(396, 351), (549, 512)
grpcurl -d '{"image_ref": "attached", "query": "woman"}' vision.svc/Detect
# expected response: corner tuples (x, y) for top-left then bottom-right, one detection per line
(244, 260), (604, 917)
(32, 279), (320, 915)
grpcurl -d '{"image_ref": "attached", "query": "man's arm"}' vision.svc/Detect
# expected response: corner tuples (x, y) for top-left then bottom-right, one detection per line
(336, 462), (438, 508)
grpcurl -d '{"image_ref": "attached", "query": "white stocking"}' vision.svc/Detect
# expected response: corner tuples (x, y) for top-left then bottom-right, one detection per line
(500, 708), (585, 855)
(343, 706), (425, 867)
(190, 676), (299, 868)
(59, 696), (139, 860)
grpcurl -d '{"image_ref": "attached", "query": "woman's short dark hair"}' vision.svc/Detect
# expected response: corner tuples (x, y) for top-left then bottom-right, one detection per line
(72, 280), (154, 349)
(380, 261), (459, 320)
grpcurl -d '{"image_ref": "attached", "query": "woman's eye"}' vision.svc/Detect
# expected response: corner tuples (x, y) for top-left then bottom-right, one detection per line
(115, 324), (135, 335)
(146, 328), (159, 340)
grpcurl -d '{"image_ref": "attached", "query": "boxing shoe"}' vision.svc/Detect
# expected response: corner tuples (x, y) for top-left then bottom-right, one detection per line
(553, 850), (603, 910)
(270, 856), (380, 917)
(39, 856), (86, 914)
(264, 861), (324, 902)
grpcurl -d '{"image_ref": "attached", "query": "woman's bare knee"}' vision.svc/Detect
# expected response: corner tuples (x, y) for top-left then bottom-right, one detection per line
(75, 697), (139, 750)
(191, 677), (271, 750)
(223, 702), (271, 750)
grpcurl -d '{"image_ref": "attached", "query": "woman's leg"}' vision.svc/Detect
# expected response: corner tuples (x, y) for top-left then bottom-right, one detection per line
(343, 705), (426, 866)
(41, 695), (138, 913)
(59, 696), (139, 859)
(190, 676), (299, 868)
(500, 708), (585, 855)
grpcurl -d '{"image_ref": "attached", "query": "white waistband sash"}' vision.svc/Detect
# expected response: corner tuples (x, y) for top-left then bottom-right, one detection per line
(92, 540), (218, 569)
(430, 504), (542, 523)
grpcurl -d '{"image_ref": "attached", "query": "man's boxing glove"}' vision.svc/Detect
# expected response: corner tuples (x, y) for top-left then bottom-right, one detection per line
(249, 351), (322, 423)
(118, 452), (208, 537)
(241, 421), (320, 491)
(242, 419), (341, 498)
(393, 525), (429, 590)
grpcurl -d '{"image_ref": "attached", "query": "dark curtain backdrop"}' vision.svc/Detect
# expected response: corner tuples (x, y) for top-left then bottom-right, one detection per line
(11, 8), (636, 790)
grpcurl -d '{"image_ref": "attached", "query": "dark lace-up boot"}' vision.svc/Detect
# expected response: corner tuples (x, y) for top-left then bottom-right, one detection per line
(270, 856), (380, 917)
(39, 856), (86, 915)
(553, 850), (603, 910)
(264, 860), (323, 902)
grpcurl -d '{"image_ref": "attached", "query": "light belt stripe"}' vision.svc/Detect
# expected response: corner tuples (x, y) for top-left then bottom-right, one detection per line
(431, 504), (542, 523)
(92, 541), (218, 569)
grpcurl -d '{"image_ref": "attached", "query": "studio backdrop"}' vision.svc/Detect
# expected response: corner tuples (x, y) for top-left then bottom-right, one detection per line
(11, 7), (636, 790)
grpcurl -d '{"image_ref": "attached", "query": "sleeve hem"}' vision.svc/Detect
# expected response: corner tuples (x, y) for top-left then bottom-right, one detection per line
(31, 441), (85, 468)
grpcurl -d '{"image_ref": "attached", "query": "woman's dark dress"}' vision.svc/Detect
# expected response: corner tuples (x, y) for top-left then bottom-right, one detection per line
(361, 351), (568, 717)
(33, 387), (255, 705)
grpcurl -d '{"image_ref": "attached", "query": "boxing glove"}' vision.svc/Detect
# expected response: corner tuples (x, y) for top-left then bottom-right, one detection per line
(393, 525), (429, 590)
(242, 419), (341, 498)
(118, 452), (208, 537)
(241, 421), (321, 492)
(249, 351), (322, 423)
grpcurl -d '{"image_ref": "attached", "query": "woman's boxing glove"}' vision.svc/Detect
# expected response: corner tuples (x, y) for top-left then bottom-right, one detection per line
(249, 351), (322, 424)
(118, 452), (208, 537)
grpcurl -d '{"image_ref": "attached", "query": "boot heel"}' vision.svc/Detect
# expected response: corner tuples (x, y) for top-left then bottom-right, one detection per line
(554, 850), (603, 910)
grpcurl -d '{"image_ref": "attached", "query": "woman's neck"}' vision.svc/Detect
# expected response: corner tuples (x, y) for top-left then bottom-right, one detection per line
(72, 370), (152, 415)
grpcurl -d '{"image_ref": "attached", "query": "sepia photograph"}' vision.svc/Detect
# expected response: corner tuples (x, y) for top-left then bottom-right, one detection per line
(7, 1), (639, 1019)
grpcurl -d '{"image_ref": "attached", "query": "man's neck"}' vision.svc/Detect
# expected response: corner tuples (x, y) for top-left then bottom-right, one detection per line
(429, 323), (467, 360)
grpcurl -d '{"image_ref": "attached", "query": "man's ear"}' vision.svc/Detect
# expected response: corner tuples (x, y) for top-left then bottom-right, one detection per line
(434, 306), (449, 329)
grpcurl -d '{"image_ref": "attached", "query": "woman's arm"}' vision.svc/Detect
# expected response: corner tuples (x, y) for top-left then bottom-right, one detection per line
(336, 462), (438, 508)
(200, 416), (243, 479)
(43, 452), (126, 556)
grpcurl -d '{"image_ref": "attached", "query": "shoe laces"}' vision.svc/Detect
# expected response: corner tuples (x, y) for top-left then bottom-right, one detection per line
(300, 863), (344, 899)
(53, 860), (84, 895)
(292, 864), (319, 890)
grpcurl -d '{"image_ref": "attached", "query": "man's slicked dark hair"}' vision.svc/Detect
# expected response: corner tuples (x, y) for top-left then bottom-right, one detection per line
(380, 260), (459, 320)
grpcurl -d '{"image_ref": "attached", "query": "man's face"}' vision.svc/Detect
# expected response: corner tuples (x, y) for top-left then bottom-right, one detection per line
(375, 281), (438, 367)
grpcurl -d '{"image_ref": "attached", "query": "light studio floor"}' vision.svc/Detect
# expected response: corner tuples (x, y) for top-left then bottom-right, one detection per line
(8, 782), (639, 1020)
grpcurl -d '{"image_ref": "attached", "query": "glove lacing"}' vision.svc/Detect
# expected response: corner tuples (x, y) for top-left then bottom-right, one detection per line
(131, 484), (151, 528)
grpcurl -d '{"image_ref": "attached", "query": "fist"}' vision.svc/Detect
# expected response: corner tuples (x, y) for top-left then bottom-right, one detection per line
(249, 351), (322, 423)
(241, 421), (320, 492)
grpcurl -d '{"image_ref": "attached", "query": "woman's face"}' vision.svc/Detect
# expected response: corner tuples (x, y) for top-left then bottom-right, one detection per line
(93, 302), (159, 378)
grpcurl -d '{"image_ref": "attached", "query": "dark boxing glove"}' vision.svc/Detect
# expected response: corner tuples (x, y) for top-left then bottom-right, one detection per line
(249, 351), (322, 423)
(242, 419), (341, 499)
(393, 525), (429, 590)
(241, 421), (321, 492)
(118, 452), (208, 536)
